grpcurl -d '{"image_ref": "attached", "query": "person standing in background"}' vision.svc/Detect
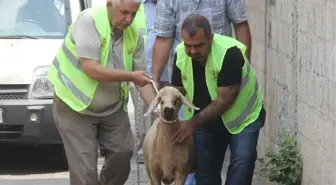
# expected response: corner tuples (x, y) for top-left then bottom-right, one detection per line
(151, 0), (252, 86)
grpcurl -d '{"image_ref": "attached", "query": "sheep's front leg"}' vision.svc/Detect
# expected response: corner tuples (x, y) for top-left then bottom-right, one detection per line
(148, 168), (161, 185)
(174, 171), (188, 185)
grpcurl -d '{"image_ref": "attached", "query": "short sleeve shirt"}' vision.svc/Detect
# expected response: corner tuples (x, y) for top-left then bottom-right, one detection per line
(71, 11), (145, 117)
(154, 0), (248, 40)
(153, 0), (248, 77)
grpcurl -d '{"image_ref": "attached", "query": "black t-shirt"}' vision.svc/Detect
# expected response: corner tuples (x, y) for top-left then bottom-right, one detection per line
(171, 46), (244, 122)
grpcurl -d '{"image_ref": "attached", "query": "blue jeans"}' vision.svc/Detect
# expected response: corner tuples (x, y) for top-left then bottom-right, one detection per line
(193, 108), (266, 185)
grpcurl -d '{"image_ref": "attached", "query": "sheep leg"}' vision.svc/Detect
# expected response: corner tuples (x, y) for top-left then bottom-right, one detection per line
(174, 172), (188, 185)
(144, 165), (159, 185)
(144, 164), (153, 181)
(148, 168), (161, 185)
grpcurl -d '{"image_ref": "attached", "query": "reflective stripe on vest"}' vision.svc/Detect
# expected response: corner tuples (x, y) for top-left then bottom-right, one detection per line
(226, 63), (259, 128)
(176, 34), (263, 134)
(48, 6), (138, 112)
(52, 44), (91, 105)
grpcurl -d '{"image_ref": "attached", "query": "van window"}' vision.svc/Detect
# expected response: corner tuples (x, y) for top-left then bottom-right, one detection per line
(0, 0), (71, 39)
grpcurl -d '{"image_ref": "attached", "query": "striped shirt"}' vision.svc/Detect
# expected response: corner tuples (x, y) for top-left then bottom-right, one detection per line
(153, 0), (248, 75)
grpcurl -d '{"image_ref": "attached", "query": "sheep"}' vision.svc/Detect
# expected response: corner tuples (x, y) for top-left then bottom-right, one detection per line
(142, 86), (200, 185)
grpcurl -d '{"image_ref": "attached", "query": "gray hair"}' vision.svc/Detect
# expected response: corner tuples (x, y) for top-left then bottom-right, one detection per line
(109, 0), (141, 6)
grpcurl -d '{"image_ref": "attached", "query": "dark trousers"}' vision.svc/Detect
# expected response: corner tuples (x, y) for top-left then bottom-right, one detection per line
(193, 108), (266, 185)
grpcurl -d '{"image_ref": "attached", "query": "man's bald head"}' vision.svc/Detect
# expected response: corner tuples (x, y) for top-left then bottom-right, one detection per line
(181, 15), (212, 39)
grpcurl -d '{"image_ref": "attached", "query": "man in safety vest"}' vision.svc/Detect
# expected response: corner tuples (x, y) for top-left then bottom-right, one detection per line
(47, 0), (157, 184)
(170, 15), (266, 185)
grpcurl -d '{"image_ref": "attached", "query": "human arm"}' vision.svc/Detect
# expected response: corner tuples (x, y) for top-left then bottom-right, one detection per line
(73, 15), (138, 82)
(170, 54), (186, 95)
(151, 0), (176, 82)
(132, 34), (157, 106)
(234, 22), (252, 62)
(227, 0), (252, 61)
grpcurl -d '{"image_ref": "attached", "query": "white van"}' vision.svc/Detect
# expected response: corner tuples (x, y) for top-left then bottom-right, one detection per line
(0, 0), (90, 168)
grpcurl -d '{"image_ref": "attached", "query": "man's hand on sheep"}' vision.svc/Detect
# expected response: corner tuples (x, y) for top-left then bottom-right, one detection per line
(171, 120), (201, 144)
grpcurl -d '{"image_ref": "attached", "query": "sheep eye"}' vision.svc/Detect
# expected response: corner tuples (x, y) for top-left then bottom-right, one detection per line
(174, 98), (180, 105)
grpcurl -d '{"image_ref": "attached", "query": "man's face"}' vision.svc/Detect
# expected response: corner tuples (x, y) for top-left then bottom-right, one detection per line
(108, 1), (139, 30)
(182, 28), (212, 62)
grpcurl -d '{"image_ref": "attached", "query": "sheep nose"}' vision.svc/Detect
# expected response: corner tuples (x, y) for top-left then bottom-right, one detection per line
(163, 107), (174, 120)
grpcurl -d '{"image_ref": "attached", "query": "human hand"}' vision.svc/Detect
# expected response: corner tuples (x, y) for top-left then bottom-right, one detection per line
(171, 120), (200, 144)
(131, 71), (152, 87)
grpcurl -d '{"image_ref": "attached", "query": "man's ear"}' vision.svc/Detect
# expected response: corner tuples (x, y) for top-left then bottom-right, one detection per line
(209, 33), (214, 42)
(106, 0), (113, 7)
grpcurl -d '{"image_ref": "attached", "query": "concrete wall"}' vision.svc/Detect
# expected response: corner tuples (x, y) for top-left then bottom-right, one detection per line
(246, 0), (336, 184)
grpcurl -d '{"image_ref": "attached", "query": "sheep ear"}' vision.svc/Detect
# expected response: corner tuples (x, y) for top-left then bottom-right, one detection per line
(179, 92), (200, 110)
(144, 91), (161, 117)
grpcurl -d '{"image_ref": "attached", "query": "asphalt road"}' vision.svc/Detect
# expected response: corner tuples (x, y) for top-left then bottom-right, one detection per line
(0, 144), (150, 185)
(0, 98), (150, 185)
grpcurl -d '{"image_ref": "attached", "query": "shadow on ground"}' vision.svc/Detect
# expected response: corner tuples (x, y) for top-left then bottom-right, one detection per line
(0, 144), (67, 175)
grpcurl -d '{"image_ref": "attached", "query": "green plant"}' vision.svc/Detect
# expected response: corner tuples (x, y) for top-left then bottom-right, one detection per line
(258, 129), (303, 185)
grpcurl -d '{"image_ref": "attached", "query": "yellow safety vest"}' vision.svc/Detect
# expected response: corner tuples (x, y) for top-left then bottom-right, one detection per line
(176, 34), (263, 134)
(48, 6), (139, 113)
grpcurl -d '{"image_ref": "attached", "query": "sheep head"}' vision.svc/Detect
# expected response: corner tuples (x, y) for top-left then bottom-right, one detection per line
(144, 86), (199, 123)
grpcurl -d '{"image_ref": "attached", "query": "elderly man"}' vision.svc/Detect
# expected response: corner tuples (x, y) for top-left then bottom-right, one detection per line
(171, 15), (266, 185)
(47, 0), (156, 184)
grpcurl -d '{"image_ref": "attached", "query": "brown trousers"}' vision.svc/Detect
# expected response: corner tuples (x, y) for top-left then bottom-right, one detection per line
(52, 95), (135, 185)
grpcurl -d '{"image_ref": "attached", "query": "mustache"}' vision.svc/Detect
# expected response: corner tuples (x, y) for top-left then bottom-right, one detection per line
(120, 21), (129, 26)
(192, 54), (202, 57)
